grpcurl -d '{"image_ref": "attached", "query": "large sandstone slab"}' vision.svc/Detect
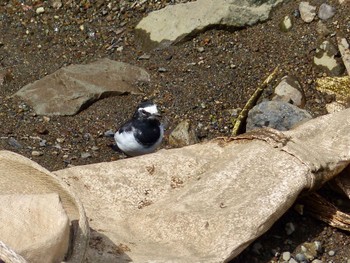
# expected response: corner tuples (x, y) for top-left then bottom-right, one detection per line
(135, 0), (283, 50)
(15, 58), (150, 115)
(55, 108), (350, 262)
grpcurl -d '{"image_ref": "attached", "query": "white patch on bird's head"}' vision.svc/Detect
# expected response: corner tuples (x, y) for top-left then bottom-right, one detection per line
(138, 104), (159, 115)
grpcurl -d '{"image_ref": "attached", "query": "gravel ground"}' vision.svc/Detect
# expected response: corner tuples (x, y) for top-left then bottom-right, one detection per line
(1, 0), (350, 262)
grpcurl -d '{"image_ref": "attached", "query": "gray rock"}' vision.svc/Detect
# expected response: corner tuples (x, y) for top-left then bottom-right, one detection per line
(299, 2), (317, 23)
(272, 75), (306, 108)
(15, 59), (150, 116)
(81, 152), (92, 159)
(8, 137), (22, 149)
(313, 40), (345, 76)
(135, 0), (284, 50)
(169, 120), (198, 148)
(295, 253), (308, 262)
(246, 101), (312, 132)
(318, 3), (336, 20)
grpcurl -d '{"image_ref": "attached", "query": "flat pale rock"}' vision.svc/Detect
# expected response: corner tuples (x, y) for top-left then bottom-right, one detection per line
(135, 0), (283, 50)
(55, 108), (350, 262)
(0, 193), (70, 263)
(15, 58), (150, 115)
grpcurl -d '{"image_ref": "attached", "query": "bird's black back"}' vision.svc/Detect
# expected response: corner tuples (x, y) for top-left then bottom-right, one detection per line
(132, 119), (161, 147)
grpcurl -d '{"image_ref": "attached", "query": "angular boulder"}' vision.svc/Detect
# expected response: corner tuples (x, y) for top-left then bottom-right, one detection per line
(15, 59), (150, 115)
(135, 0), (284, 50)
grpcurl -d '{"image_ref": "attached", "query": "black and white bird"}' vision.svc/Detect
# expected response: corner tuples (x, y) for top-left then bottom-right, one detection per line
(114, 101), (164, 156)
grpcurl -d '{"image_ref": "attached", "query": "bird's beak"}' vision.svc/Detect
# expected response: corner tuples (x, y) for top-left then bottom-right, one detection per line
(152, 112), (162, 119)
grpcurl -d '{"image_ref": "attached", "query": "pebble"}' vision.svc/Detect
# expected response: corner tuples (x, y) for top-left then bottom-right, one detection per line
(289, 258), (298, 263)
(158, 67), (167, 73)
(8, 137), (22, 149)
(312, 260), (323, 263)
(282, 251), (291, 261)
(295, 253), (308, 262)
(56, 138), (65, 143)
(318, 3), (336, 20)
(39, 139), (47, 147)
(81, 152), (92, 159)
(299, 2), (317, 23)
(285, 222), (296, 235)
(91, 146), (99, 151)
(31, 150), (43, 156)
(138, 54), (151, 60)
(197, 47), (205, 53)
(169, 120), (198, 147)
(52, 0), (62, 9)
(328, 250), (335, 256)
(280, 16), (293, 32)
(36, 7), (45, 14)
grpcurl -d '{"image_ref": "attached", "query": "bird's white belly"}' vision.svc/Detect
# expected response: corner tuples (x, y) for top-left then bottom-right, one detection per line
(114, 127), (163, 156)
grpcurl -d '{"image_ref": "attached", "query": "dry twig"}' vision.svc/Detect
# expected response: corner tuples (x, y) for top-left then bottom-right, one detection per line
(231, 66), (279, 136)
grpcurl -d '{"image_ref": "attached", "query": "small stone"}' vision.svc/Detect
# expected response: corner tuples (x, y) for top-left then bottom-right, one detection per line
(299, 241), (321, 260)
(56, 138), (65, 143)
(169, 120), (198, 148)
(36, 7), (45, 14)
(8, 137), (22, 149)
(272, 75), (306, 108)
(295, 253), (308, 262)
(318, 3), (336, 20)
(116, 46), (124, 52)
(312, 259), (323, 263)
(91, 146), (99, 151)
(138, 54), (151, 60)
(282, 251), (291, 261)
(285, 222), (296, 235)
(280, 16), (293, 32)
(158, 67), (167, 73)
(299, 2), (317, 23)
(39, 139), (47, 147)
(197, 47), (205, 53)
(52, 0), (62, 9)
(314, 241), (322, 253)
(314, 40), (345, 76)
(81, 152), (92, 159)
(31, 150), (43, 156)
(328, 250), (335, 256)
(289, 258), (298, 263)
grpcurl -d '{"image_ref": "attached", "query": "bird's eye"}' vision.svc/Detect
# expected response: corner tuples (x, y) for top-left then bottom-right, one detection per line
(140, 109), (147, 115)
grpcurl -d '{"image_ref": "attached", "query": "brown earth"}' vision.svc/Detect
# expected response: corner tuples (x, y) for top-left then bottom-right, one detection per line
(0, 0), (350, 262)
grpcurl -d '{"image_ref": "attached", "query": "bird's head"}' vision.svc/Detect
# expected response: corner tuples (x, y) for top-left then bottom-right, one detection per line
(134, 101), (161, 120)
